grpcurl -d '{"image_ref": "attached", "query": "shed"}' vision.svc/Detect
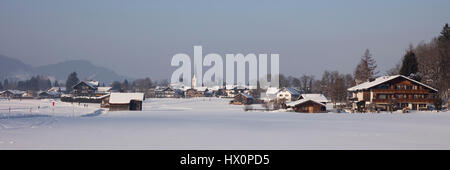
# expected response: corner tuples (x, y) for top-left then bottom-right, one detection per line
(232, 93), (255, 105)
(109, 93), (144, 111)
(286, 99), (326, 113)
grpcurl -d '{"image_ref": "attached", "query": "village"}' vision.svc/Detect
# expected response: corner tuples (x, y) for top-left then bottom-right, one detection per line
(1, 1), (450, 151)
(0, 72), (447, 114)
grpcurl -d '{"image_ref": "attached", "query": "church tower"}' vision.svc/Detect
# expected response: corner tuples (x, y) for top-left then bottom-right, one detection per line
(191, 74), (197, 89)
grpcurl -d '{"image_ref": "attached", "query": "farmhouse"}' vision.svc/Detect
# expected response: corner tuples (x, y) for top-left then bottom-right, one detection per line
(0, 90), (25, 98)
(38, 91), (60, 99)
(286, 99), (327, 113)
(72, 81), (99, 97)
(108, 93), (145, 111)
(347, 75), (438, 112)
(276, 87), (300, 102)
(231, 93), (255, 105)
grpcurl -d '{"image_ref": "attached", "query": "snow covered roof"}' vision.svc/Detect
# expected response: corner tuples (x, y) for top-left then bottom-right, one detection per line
(225, 85), (236, 89)
(347, 75), (438, 92)
(208, 86), (221, 91)
(286, 99), (326, 107)
(86, 80), (99, 87)
(299, 94), (328, 103)
(48, 87), (66, 92)
(109, 93), (144, 104)
(195, 86), (208, 92)
(266, 87), (280, 95)
(73, 81), (98, 89)
(3, 90), (25, 95)
(97, 87), (112, 93)
(39, 91), (59, 96)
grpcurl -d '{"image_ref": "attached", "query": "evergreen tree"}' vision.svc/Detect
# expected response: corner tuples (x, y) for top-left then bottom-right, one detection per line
(111, 81), (122, 91)
(400, 50), (420, 81)
(439, 23), (450, 41)
(354, 49), (378, 84)
(122, 79), (129, 91)
(54, 80), (59, 87)
(0, 81), (3, 90)
(47, 79), (52, 89)
(3, 79), (9, 89)
(65, 72), (80, 92)
(438, 23), (450, 98)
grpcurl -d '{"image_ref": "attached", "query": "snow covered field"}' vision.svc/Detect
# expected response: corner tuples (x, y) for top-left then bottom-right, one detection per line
(1, 98), (450, 149)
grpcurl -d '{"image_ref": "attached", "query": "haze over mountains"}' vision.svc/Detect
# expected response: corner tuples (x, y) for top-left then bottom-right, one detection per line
(0, 55), (129, 84)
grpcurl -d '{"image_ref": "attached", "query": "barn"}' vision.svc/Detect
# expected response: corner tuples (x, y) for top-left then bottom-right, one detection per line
(231, 93), (255, 105)
(108, 93), (145, 111)
(286, 99), (326, 113)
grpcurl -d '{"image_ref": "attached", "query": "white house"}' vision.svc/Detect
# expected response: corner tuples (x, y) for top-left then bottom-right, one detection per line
(276, 87), (300, 102)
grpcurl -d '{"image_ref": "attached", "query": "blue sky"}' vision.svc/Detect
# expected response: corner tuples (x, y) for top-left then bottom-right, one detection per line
(0, 0), (449, 80)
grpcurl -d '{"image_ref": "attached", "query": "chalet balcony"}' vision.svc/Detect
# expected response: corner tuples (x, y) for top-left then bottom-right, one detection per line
(372, 98), (435, 103)
(371, 89), (432, 94)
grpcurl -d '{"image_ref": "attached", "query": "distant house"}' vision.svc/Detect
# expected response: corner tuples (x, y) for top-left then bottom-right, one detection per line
(0, 90), (25, 98)
(195, 87), (209, 96)
(264, 87), (280, 101)
(38, 91), (60, 99)
(214, 88), (228, 97)
(100, 94), (111, 108)
(95, 86), (112, 96)
(48, 87), (66, 94)
(185, 88), (202, 98)
(276, 87), (300, 102)
(298, 94), (329, 104)
(231, 93), (255, 105)
(72, 81), (99, 97)
(348, 75), (438, 112)
(154, 86), (176, 98)
(286, 99), (326, 113)
(108, 93), (145, 111)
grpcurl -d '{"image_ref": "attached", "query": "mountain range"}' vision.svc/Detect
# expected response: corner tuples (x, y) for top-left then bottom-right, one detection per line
(0, 55), (129, 84)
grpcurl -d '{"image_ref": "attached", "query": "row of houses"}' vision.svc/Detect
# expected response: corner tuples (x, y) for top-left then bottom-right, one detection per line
(231, 74), (443, 113)
(0, 87), (66, 99)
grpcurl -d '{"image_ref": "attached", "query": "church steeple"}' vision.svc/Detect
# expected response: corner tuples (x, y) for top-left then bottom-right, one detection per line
(192, 74), (197, 89)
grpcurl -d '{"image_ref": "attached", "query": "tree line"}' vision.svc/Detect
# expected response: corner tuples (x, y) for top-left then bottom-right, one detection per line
(0, 76), (55, 91)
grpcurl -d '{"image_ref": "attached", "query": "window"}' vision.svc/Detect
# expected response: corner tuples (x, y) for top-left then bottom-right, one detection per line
(378, 84), (390, 89)
(377, 94), (387, 99)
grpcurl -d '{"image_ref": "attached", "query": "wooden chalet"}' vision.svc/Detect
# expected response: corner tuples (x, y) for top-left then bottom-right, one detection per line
(286, 99), (327, 113)
(231, 93), (255, 105)
(185, 88), (200, 98)
(348, 75), (438, 112)
(72, 81), (99, 97)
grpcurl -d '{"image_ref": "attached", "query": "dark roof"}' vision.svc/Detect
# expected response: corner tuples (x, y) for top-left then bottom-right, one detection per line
(284, 87), (300, 96)
(72, 81), (98, 89)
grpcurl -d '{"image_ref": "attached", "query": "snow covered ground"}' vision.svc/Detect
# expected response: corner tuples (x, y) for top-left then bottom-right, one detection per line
(1, 98), (450, 149)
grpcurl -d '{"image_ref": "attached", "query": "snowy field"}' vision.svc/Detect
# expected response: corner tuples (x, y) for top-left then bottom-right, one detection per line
(1, 98), (450, 149)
